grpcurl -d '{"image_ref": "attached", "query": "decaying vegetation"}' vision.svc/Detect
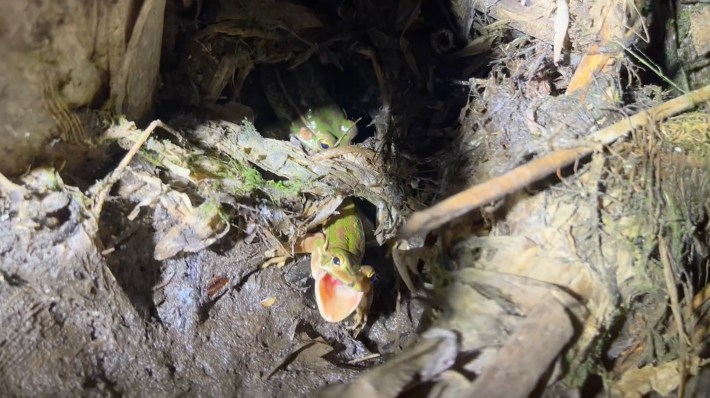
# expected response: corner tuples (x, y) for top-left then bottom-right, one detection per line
(0, 0), (709, 396)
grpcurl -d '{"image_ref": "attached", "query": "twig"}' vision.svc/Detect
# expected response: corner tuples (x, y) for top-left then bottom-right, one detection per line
(312, 146), (377, 161)
(658, 237), (690, 345)
(151, 268), (177, 291)
(346, 353), (381, 365)
(616, 41), (686, 94)
(358, 48), (391, 107)
(90, 120), (163, 216)
(400, 85), (710, 239)
(658, 235), (690, 397)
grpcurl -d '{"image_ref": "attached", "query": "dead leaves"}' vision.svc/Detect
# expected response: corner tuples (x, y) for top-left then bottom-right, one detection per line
(117, 168), (229, 261)
(153, 197), (229, 261)
(317, 329), (458, 398)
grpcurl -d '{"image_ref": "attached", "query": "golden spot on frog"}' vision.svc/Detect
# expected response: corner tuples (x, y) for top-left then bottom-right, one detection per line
(298, 127), (313, 141)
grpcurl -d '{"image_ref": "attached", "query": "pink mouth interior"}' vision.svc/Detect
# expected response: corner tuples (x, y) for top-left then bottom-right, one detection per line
(315, 273), (363, 322)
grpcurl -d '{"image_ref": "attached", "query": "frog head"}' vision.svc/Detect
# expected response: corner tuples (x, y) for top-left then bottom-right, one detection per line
(290, 123), (338, 152)
(317, 235), (373, 292)
(300, 233), (365, 323)
(290, 107), (357, 152)
(319, 248), (361, 287)
(314, 249), (374, 323)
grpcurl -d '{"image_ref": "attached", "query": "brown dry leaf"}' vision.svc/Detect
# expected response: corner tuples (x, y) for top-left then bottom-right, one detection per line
(154, 195), (229, 261)
(451, 34), (497, 58)
(205, 54), (239, 102)
(317, 329), (458, 398)
(294, 338), (334, 367)
(391, 239), (426, 293)
(260, 256), (290, 269)
(302, 196), (345, 231)
(116, 169), (167, 220)
(464, 298), (574, 398)
(264, 334), (334, 380)
(206, 276), (230, 298)
(464, 0), (556, 43)
(612, 359), (699, 398)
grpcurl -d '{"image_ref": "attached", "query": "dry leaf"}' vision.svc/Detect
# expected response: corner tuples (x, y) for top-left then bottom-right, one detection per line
(154, 198), (229, 260)
(260, 297), (277, 307)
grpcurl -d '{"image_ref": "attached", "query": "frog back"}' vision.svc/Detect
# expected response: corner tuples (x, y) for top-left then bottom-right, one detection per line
(312, 105), (357, 146)
(324, 200), (365, 263)
(287, 62), (356, 146)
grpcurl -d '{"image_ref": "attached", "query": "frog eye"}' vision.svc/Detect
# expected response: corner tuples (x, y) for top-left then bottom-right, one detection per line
(318, 140), (330, 150)
(332, 256), (341, 266)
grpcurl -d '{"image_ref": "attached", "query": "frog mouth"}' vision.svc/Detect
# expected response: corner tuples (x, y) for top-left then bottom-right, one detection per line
(314, 272), (363, 323)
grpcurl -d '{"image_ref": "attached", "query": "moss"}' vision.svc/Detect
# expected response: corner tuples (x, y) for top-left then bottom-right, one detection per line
(561, 333), (607, 389)
(270, 179), (303, 196)
(240, 165), (265, 193)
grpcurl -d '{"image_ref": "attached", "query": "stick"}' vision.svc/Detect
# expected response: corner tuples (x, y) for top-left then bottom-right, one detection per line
(90, 120), (163, 216)
(400, 85), (710, 239)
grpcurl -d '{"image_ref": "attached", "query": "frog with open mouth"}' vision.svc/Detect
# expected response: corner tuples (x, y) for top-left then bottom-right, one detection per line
(261, 61), (357, 152)
(296, 198), (375, 332)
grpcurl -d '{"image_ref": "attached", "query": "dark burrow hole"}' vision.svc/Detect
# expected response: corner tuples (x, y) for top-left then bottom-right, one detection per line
(157, 0), (477, 152)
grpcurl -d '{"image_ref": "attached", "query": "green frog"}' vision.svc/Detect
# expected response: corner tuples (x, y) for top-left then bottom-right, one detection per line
(261, 61), (357, 152)
(296, 199), (375, 330)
